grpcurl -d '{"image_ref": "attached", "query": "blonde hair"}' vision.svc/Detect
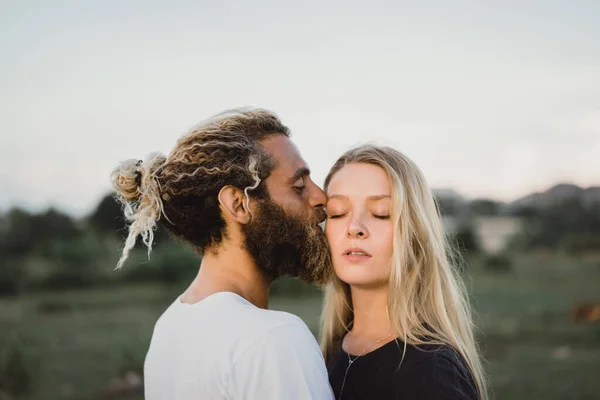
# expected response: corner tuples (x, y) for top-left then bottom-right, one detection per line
(320, 145), (488, 400)
(110, 107), (289, 269)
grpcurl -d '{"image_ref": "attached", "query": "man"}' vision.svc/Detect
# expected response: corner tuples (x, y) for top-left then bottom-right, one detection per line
(111, 108), (334, 399)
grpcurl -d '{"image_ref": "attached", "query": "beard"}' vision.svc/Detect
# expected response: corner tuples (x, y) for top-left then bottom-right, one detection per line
(242, 198), (333, 286)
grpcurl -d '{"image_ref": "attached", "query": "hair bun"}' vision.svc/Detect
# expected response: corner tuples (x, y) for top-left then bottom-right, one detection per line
(112, 159), (143, 202)
(111, 153), (166, 202)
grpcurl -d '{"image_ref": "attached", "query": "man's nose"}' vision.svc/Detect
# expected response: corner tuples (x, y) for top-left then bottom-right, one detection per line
(308, 184), (327, 210)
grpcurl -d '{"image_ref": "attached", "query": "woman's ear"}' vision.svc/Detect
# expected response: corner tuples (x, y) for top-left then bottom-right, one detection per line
(218, 185), (252, 224)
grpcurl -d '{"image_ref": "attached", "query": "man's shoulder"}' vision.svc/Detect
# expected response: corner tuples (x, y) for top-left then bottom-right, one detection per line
(155, 292), (311, 342)
(212, 292), (308, 329)
(214, 295), (317, 357)
(145, 292), (331, 398)
(232, 301), (313, 343)
(250, 307), (308, 330)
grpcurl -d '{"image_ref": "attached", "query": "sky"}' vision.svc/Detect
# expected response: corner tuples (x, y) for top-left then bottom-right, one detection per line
(1, 0), (599, 217)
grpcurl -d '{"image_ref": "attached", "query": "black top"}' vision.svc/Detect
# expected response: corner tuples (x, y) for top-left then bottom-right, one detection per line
(328, 339), (479, 400)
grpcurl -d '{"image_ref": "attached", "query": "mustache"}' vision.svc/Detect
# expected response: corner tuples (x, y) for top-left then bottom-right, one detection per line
(310, 208), (327, 225)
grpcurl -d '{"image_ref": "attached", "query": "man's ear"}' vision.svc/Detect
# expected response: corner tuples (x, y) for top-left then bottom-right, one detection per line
(218, 185), (252, 224)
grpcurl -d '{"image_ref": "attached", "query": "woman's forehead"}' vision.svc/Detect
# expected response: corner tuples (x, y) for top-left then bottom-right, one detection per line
(327, 163), (390, 195)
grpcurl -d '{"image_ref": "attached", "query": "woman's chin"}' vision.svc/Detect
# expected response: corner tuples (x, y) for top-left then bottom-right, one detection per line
(335, 270), (388, 289)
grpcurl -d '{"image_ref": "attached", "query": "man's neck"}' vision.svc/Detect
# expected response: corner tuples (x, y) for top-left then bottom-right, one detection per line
(181, 241), (270, 309)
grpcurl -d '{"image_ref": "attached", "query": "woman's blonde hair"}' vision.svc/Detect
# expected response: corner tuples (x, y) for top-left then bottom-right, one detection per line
(320, 144), (488, 400)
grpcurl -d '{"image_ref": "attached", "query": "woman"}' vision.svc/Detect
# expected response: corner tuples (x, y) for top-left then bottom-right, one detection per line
(320, 145), (488, 399)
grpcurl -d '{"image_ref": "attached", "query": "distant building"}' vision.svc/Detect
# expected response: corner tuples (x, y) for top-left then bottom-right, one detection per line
(474, 216), (523, 254)
(442, 215), (523, 254)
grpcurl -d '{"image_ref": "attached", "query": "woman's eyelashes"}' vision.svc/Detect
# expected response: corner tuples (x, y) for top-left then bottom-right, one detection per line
(326, 210), (390, 220)
(373, 214), (391, 220)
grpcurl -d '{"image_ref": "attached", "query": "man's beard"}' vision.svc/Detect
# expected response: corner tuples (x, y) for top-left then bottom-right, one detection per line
(242, 198), (333, 286)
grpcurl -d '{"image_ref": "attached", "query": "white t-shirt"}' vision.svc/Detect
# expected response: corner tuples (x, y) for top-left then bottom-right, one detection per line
(144, 291), (334, 400)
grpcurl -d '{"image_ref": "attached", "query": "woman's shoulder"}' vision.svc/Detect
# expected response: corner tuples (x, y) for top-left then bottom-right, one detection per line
(397, 343), (479, 400)
(377, 341), (461, 366)
(406, 342), (464, 363)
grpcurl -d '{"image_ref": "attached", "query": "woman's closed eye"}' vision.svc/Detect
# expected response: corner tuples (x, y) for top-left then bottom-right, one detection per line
(326, 207), (346, 219)
(326, 213), (389, 220)
(373, 213), (390, 220)
(327, 212), (346, 219)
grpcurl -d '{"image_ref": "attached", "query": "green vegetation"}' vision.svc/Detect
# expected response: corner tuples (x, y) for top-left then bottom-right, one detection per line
(1, 192), (599, 399)
(1, 254), (599, 399)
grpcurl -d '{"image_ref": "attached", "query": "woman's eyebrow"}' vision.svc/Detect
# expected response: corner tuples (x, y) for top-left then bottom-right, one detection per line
(367, 195), (391, 200)
(327, 194), (391, 200)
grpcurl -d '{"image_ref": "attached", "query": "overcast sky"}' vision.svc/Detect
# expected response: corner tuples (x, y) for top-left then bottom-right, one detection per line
(1, 0), (599, 217)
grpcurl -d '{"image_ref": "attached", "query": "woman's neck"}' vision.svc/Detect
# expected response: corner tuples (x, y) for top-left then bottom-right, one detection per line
(349, 284), (394, 340)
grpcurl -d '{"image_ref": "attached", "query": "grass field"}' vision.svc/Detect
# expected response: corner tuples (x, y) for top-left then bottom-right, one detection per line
(1, 253), (599, 399)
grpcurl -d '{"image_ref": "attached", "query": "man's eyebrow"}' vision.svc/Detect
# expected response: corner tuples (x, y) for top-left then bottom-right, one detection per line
(287, 167), (310, 184)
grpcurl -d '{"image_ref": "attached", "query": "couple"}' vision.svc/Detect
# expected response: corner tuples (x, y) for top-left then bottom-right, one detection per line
(111, 108), (487, 400)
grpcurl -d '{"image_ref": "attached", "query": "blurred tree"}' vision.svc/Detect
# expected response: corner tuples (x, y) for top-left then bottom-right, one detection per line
(119, 240), (199, 283)
(2, 208), (80, 257)
(515, 199), (600, 252)
(36, 208), (79, 239)
(88, 193), (170, 246)
(0, 211), (28, 295)
(41, 233), (109, 289)
(88, 194), (126, 236)
(510, 205), (540, 218)
(450, 223), (480, 256)
(0, 257), (24, 296)
(470, 199), (502, 216)
(34, 208), (81, 255)
(435, 196), (461, 216)
(2, 208), (36, 256)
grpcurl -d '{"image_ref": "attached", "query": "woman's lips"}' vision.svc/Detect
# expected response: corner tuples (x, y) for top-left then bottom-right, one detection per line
(342, 247), (372, 262)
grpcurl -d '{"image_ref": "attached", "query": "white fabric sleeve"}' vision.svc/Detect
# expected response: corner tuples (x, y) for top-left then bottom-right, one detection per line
(225, 322), (334, 400)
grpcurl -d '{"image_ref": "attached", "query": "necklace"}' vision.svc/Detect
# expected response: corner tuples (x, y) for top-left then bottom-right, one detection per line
(338, 333), (394, 398)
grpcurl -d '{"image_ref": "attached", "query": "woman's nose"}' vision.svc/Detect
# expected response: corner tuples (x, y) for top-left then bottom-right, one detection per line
(347, 217), (368, 238)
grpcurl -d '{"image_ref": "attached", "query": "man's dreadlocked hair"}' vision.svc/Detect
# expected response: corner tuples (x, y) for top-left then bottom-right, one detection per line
(110, 107), (290, 269)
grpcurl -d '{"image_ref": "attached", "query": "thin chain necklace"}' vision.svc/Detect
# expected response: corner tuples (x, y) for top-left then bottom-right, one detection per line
(338, 333), (394, 398)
